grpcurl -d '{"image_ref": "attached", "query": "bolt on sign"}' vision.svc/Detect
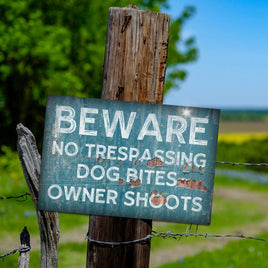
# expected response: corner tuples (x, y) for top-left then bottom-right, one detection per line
(38, 95), (220, 225)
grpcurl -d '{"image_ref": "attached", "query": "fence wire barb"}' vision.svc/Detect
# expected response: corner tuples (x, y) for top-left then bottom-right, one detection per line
(151, 231), (268, 242)
(0, 193), (30, 201)
(0, 246), (31, 259)
(86, 230), (268, 247)
(216, 161), (268, 167)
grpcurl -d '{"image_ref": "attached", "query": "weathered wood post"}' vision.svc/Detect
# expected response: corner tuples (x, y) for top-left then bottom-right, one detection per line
(86, 6), (170, 267)
(17, 124), (60, 268)
(18, 227), (30, 268)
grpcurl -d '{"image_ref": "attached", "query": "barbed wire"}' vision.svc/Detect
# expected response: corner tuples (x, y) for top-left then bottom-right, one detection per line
(0, 193), (30, 201)
(216, 161), (268, 167)
(86, 230), (268, 247)
(86, 233), (152, 246)
(151, 231), (268, 242)
(0, 246), (31, 259)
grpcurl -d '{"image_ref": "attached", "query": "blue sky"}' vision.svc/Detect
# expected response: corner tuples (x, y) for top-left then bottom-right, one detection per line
(163, 0), (268, 109)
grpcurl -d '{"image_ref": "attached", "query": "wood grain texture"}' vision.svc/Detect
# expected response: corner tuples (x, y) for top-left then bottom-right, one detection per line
(17, 123), (59, 268)
(87, 6), (169, 268)
(101, 7), (169, 104)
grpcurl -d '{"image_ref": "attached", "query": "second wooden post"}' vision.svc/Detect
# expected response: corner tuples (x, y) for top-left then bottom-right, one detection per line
(86, 6), (170, 268)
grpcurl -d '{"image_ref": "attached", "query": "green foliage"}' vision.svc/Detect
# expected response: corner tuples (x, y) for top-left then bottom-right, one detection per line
(0, 146), (25, 194)
(0, 0), (197, 149)
(221, 109), (268, 121)
(216, 139), (268, 172)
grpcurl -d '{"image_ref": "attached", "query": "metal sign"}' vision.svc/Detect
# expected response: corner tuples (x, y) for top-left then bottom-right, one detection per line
(38, 95), (220, 225)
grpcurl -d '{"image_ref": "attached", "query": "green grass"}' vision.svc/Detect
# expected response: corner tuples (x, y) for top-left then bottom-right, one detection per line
(215, 174), (268, 192)
(0, 242), (87, 268)
(58, 242), (87, 267)
(0, 198), (89, 238)
(151, 195), (265, 251)
(156, 233), (268, 268)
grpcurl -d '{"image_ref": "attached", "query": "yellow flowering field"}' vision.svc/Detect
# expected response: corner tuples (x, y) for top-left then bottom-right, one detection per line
(218, 133), (268, 144)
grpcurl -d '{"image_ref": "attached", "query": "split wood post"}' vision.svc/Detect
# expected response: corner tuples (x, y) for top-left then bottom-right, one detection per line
(18, 227), (30, 268)
(17, 123), (60, 268)
(86, 6), (170, 268)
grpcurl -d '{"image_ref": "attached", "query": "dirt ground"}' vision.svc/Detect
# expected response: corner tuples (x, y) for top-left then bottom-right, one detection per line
(219, 121), (268, 133)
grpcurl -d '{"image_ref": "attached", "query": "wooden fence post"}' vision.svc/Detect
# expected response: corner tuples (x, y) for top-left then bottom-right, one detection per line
(86, 6), (170, 268)
(18, 227), (30, 268)
(17, 124), (60, 268)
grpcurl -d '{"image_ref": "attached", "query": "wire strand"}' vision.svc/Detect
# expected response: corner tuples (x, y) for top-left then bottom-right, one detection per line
(86, 230), (268, 247)
(0, 246), (31, 259)
(0, 193), (30, 201)
(216, 161), (268, 167)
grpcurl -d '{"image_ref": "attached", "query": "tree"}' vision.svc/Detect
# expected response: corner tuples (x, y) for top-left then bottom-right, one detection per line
(0, 0), (197, 149)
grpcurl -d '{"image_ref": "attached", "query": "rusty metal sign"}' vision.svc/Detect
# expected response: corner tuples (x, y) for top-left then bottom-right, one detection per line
(38, 95), (220, 225)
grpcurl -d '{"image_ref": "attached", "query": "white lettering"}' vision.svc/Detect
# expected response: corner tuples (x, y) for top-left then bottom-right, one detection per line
(181, 196), (192, 211)
(64, 186), (81, 201)
(166, 195), (180, 210)
(91, 165), (105, 180)
(77, 164), (89, 178)
(64, 142), (78, 156)
(54, 105), (76, 138)
(166, 115), (186, 143)
(189, 117), (208, 146)
(52, 140), (63, 155)
(82, 188), (95, 202)
(79, 108), (98, 136)
(107, 166), (119, 181)
(137, 113), (162, 141)
(124, 191), (135, 206)
(48, 184), (62, 200)
(192, 197), (203, 212)
(95, 189), (105, 203)
(127, 168), (137, 182)
(136, 192), (148, 207)
(107, 190), (118, 204)
(103, 110), (136, 139)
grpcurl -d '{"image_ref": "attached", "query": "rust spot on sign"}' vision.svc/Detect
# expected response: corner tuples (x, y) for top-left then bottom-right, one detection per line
(177, 178), (207, 191)
(147, 158), (163, 167)
(135, 160), (139, 166)
(119, 179), (124, 185)
(130, 179), (141, 188)
(97, 157), (103, 163)
(150, 190), (167, 206)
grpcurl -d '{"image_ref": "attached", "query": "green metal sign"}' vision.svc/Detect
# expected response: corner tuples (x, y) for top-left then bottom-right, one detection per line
(38, 95), (220, 225)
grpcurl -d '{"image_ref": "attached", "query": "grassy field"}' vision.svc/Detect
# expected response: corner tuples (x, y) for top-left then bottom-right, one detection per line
(156, 233), (268, 268)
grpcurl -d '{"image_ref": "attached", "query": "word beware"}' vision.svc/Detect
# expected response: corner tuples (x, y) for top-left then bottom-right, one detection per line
(55, 105), (208, 146)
